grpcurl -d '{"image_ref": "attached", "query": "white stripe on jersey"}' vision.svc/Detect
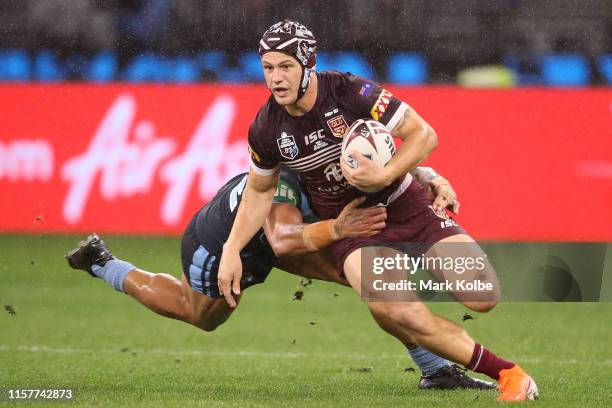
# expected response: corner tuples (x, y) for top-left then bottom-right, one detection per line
(281, 145), (342, 171)
(298, 151), (342, 172)
(385, 102), (411, 131)
(285, 143), (340, 166)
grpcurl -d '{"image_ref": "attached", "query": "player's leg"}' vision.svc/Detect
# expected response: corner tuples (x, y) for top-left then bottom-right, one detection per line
(343, 247), (538, 401)
(277, 248), (495, 390)
(65, 234), (239, 332)
(424, 233), (500, 313)
(276, 248), (350, 286)
(344, 247), (477, 363)
(122, 269), (239, 331)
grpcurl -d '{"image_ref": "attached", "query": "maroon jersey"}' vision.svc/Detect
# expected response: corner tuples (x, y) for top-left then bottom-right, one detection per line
(248, 71), (410, 219)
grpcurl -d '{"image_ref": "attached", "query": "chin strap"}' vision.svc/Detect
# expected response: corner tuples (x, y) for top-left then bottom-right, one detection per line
(297, 66), (315, 100)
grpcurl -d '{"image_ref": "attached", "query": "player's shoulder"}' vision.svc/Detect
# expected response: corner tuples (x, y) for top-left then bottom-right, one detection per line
(318, 70), (378, 101)
(318, 70), (376, 88)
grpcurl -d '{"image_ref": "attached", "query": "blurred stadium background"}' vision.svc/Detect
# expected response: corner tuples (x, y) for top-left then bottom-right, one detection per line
(1, 1), (611, 406)
(0, 0), (611, 85)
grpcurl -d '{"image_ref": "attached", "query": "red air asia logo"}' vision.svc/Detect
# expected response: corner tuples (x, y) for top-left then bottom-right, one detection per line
(370, 89), (393, 121)
(61, 94), (249, 226)
(326, 115), (349, 137)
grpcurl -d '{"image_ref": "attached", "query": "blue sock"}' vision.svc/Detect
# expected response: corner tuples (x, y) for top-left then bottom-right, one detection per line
(407, 346), (450, 376)
(91, 259), (135, 293)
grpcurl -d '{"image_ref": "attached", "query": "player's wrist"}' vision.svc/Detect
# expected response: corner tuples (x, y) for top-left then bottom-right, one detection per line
(303, 220), (340, 251)
(222, 241), (240, 253)
(413, 167), (439, 186)
(382, 164), (400, 187)
(330, 219), (343, 240)
(430, 176), (448, 189)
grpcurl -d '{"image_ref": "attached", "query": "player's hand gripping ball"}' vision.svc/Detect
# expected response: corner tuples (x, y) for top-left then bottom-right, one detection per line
(341, 119), (396, 192)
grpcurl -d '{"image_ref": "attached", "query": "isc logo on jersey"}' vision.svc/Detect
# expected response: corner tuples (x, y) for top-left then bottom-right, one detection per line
(341, 119), (396, 192)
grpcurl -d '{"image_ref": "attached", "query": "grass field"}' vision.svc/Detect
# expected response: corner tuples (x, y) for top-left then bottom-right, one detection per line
(1, 235), (611, 407)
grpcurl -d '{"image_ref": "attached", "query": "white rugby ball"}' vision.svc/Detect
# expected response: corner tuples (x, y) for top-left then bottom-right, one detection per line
(341, 118), (396, 170)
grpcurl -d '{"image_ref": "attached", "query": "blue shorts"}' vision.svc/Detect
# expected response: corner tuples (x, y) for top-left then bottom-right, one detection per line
(181, 215), (275, 298)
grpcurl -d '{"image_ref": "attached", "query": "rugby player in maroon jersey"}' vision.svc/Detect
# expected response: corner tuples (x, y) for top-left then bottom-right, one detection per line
(66, 166), (491, 390)
(219, 20), (538, 401)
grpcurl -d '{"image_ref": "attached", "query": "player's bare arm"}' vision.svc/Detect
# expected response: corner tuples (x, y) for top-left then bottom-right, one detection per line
(341, 106), (437, 192)
(388, 105), (438, 172)
(219, 168), (279, 307)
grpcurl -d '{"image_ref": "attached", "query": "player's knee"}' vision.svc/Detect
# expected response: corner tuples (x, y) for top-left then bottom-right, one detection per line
(370, 302), (434, 336)
(196, 314), (231, 332)
(190, 308), (232, 332)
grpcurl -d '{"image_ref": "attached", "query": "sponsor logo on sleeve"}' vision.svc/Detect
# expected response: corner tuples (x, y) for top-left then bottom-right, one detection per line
(276, 132), (299, 160)
(359, 82), (373, 97)
(326, 115), (349, 138)
(370, 89), (393, 121)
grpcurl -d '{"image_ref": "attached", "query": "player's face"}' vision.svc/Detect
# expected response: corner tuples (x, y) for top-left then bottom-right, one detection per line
(261, 52), (302, 105)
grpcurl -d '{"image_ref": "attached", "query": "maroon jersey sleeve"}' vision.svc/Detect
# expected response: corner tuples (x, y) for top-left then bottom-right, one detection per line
(247, 108), (281, 176)
(335, 73), (410, 131)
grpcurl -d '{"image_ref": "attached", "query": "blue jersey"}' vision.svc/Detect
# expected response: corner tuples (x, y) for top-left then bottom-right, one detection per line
(195, 168), (312, 257)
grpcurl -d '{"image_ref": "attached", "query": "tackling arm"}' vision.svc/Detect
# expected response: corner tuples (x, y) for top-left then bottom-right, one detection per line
(264, 165), (459, 259)
(263, 197), (387, 258)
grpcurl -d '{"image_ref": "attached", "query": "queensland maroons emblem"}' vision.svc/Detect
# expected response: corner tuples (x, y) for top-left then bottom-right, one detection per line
(327, 115), (349, 138)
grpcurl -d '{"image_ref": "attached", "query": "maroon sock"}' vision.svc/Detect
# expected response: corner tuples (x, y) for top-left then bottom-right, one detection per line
(466, 343), (515, 380)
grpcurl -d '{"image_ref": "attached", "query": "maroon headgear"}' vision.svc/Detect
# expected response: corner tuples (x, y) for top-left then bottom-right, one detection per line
(258, 20), (317, 100)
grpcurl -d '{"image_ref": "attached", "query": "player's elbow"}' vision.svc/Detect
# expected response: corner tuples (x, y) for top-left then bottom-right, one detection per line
(425, 125), (438, 153)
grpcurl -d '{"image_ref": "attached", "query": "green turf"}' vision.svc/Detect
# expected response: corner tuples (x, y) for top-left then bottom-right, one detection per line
(1, 235), (611, 407)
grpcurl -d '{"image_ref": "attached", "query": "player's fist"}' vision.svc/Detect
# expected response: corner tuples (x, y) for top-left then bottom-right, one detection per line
(340, 150), (392, 193)
(429, 176), (460, 214)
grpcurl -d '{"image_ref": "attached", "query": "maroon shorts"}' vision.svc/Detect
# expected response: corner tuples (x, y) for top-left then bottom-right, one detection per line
(330, 180), (466, 275)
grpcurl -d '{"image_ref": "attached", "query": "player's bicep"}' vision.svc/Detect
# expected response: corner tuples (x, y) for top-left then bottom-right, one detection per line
(389, 104), (434, 141)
